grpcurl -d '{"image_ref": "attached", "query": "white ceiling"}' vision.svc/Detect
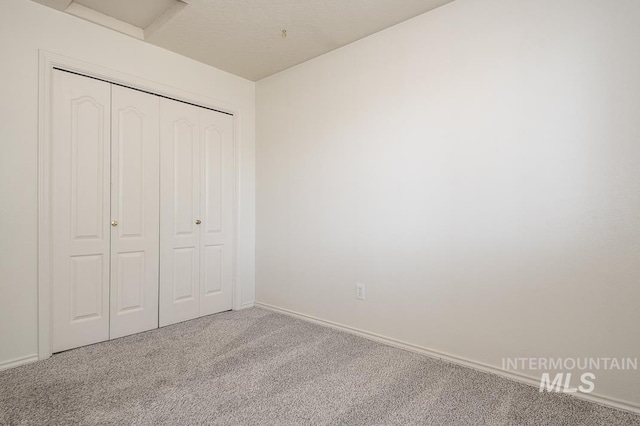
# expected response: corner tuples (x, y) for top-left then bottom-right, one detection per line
(32, 0), (456, 81)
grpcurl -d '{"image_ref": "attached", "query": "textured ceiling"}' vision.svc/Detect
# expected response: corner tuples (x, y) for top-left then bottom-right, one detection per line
(32, 0), (456, 81)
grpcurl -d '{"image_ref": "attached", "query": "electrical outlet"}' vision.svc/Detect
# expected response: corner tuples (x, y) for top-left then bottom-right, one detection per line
(356, 283), (365, 300)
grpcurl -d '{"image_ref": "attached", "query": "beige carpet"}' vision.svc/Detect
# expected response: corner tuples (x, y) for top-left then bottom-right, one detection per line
(1, 308), (638, 425)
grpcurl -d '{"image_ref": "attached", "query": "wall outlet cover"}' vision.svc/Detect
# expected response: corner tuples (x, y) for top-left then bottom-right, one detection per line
(356, 283), (365, 300)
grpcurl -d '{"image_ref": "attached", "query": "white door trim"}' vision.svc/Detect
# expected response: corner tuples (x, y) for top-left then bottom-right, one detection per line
(38, 50), (244, 360)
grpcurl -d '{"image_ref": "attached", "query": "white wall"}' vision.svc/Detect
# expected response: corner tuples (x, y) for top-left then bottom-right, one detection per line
(0, 0), (255, 367)
(256, 0), (640, 408)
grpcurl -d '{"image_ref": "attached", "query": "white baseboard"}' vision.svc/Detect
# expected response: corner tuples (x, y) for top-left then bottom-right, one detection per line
(0, 354), (39, 372)
(255, 302), (640, 415)
(239, 301), (255, 310)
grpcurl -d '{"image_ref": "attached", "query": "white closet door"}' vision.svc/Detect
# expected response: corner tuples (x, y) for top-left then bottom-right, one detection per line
(51, 70), (111, 352)
(199, 109), (234, 315)
(109, 86), (160, 339)
(159, 99), (201, 327)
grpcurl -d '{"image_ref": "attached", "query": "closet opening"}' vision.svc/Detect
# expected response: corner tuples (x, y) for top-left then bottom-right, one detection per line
(38, 53), (242, 360)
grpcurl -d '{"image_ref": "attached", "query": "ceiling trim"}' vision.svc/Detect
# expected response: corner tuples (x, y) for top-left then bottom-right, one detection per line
(144, 1), (187, 39)
(65, 2), (144, 39)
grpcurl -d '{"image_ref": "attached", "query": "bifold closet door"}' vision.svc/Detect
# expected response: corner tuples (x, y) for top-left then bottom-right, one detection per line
(109, 85), (160, 339)
(52, 70), (161, 352)
(51, 70), (111, 352)
(159, 99), (234, 327)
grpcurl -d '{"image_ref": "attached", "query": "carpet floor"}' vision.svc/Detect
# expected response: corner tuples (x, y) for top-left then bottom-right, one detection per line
(0, 307), (638, 425)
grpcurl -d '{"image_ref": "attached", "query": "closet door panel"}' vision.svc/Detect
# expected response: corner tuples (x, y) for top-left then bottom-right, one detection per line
(51, 70), (111, 352)
(160, 99), (201, 327)
(199, 110), (234, 315)
(110, 85), (160, 339)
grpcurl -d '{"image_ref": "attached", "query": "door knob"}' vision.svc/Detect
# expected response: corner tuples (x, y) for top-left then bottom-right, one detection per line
(111, 220), (118, 227)
(195, 219), (201, 225)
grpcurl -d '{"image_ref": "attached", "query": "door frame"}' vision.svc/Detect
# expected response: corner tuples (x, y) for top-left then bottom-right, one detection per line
(37, 50), (244, 360)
